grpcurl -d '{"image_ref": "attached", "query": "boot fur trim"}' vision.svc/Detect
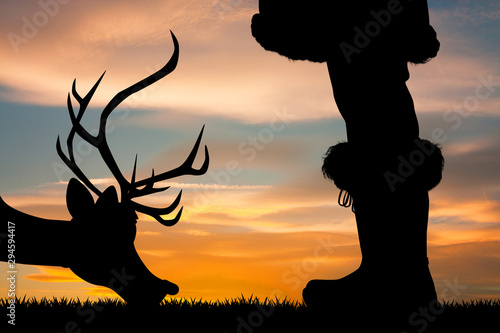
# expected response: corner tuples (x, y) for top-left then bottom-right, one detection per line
(322, 139), (444, 192)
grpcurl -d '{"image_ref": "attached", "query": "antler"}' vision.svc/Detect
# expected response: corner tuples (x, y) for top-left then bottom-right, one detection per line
(57, 31), (209, 226)
(128, 125), (209, 226)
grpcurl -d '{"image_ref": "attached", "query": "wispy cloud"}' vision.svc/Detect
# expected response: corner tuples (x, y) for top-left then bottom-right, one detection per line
(440, 5), (500, 26)
(0, 0), (332, 123)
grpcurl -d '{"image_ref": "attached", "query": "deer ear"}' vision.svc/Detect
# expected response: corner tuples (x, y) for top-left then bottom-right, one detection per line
(67, 178), (95, 218)
(95, 186), (119, 210)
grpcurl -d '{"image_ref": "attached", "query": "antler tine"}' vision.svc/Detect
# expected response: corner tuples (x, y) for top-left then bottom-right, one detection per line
(66, 73), (106, 151)
(129, 157), (170, 198)
(56, 73), (106, 196)
(99, 31), (179, 126)
(131, 125), (209, 191)
(132, 191), (184, 227)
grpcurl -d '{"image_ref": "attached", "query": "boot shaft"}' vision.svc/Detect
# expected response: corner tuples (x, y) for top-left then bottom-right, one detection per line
(353, 186), (430, 268)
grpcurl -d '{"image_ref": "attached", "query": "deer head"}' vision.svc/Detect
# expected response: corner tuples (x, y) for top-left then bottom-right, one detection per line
(52, 31), (209, 303)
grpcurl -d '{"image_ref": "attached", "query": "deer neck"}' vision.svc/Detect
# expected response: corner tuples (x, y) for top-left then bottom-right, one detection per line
(1, 196), (77, 267)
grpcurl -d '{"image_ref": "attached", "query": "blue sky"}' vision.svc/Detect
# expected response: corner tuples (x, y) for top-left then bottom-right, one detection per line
(0, 0), (499, 301)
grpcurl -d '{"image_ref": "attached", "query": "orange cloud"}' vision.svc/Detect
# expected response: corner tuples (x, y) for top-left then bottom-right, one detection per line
(81, 286), (119, 298)
(24, 267), (83, 283)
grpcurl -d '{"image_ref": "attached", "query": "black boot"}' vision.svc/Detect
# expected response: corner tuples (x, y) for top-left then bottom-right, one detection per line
(303, 139), (444, 331)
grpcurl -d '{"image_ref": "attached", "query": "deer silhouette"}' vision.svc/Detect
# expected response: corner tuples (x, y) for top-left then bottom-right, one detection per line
(252, 0), (443, 330)
(0, 32), (209, 305)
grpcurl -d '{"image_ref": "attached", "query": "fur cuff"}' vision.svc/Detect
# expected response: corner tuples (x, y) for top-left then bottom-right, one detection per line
(322, 139), (444, 192)
(322, 142), (355, 191)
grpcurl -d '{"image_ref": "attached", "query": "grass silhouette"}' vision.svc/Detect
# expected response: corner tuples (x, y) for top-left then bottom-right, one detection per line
(2, 296), (498, 332)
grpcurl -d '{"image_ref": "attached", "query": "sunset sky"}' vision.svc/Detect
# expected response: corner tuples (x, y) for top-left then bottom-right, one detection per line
(1, 0), (499, 303)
